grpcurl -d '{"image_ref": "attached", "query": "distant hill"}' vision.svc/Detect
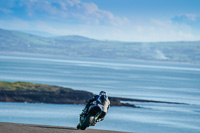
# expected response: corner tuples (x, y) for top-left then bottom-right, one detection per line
(0, 28), (200, 64)
(21, 30), (58, 37)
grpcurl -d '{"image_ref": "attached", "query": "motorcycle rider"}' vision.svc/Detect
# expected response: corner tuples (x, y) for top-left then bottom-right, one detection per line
(81, 91), (110, 124)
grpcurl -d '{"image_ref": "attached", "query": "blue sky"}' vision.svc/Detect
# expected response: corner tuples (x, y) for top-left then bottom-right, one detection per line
(0, 0), (200, 42)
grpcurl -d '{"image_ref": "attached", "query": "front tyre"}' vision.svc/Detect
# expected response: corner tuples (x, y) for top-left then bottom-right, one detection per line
(76, 123), (80, 129)
(80, 114), (94, 130)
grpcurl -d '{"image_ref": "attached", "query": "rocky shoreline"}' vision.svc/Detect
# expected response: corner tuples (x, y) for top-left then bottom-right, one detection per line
(0, 81), (184, 107)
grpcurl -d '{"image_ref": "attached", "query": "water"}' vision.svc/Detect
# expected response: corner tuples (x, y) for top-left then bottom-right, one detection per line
(0, 102), (200, 133)
(0, 53), (200, 133)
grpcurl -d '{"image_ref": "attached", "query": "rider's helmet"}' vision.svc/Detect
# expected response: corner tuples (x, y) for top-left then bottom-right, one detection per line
(99, 91), (107, 96)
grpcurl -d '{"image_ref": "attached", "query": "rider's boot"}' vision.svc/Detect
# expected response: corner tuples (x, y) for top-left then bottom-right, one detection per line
(91, 123), (96, 126)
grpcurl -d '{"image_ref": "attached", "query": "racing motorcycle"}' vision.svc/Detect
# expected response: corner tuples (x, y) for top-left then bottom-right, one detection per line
(77, 104), (102, 130)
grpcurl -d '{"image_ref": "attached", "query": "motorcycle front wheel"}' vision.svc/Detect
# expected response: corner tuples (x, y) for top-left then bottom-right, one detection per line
(79, 114), (94, 130)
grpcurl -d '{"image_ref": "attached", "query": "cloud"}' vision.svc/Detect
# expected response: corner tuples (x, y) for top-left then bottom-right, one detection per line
(0, 0), (129, 26)
(0, 1), (199, 42)
(150, 19), (171, 27)
(0, 8), (13, 14)
(171, 14), (199, 23)
(185, 14), (197, 21)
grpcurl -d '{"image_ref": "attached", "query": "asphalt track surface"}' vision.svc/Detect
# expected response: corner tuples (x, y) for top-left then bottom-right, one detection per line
(0, 122), (130, 133)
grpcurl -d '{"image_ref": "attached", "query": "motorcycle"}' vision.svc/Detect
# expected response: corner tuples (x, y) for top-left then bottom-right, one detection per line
(77, 104), (102, 130)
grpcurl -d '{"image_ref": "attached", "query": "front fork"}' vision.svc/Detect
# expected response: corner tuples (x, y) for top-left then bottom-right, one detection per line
(91, 111), (101, 125)
(79, 105), (87, 121)
(78, 105), (102, 127)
